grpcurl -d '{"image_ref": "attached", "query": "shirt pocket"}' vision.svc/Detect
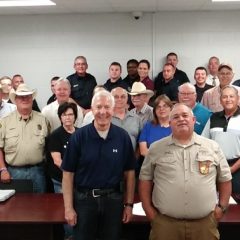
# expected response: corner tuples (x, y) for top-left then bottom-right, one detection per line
(71, 84), (84, 98)
(155, 156), (176, 181)
(33, 129), (46, 147)
(5, 132), (19, 153)
(191, 153), (215, 175)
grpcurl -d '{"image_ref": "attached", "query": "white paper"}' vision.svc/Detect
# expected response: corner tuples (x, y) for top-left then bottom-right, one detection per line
(0, 189), (15, 202)
(133, 202), (146, 216)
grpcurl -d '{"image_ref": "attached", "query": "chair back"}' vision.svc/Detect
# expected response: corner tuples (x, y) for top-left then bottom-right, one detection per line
(0, 179), (33, 193)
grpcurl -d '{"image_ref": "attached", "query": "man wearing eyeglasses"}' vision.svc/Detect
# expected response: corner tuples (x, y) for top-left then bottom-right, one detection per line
(178, 83), (212, 135)
(201, 63), (240, 112)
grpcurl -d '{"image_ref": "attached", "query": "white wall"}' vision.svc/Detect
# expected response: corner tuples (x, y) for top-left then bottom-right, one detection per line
(0, 11), (240, 108)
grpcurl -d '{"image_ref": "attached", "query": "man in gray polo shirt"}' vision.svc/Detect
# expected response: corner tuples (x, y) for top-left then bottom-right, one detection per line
(139, 103), (232, 240)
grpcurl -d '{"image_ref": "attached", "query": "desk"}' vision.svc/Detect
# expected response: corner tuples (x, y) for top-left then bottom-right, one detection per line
(0, 193), (65, 240)
(0, 194), (239, 240)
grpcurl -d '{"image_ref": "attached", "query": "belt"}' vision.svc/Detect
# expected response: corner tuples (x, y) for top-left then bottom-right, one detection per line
(8, 162), (43, 168)
(76, 186), (120, 198)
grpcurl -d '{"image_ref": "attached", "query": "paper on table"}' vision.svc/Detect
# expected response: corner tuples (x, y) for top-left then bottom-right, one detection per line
(133, 202), (146, 216)
(0, 189), (15, 202)
(229, 196), (237, 204)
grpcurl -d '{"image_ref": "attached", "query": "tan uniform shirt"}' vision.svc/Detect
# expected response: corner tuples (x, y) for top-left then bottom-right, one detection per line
(140, 133), (231, 219)
(0, 111), (50, 166)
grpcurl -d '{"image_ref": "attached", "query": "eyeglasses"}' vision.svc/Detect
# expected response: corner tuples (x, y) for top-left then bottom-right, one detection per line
(219, 72), (232, 77)
(61, 113), (74, 117)
(156, 104), (170, 110)
(179, 92), (195, 96)
(113, 95), (127, 100)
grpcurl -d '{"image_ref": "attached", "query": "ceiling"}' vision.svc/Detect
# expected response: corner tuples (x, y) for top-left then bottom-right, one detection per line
(0, 0), (240, 15)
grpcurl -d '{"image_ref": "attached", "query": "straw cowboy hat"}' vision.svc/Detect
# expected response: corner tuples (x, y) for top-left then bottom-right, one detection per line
(9, 83), (37, 104)
(128, 82), (154, 98)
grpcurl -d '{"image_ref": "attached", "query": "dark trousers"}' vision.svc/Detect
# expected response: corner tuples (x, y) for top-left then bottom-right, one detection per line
(73, 190), (123, 240)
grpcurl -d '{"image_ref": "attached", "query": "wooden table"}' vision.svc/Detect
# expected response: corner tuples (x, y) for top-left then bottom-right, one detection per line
(0, 193), (65, 240)
(0, 193), (240, 240)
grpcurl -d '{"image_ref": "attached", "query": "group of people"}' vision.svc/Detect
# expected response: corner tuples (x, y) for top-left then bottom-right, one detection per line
(0, 52), (239, 240)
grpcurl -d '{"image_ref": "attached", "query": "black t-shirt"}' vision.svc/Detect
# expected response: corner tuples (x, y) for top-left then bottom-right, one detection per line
(154, 77), (181, 101)
(47, 126), (77, 182)
(195, 84), (213, 102)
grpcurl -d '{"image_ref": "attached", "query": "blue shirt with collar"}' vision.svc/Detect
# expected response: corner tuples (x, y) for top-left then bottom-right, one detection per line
(61, 123), (135, 189)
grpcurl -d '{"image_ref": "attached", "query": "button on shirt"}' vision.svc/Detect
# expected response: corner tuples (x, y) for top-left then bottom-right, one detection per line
(0, 111), (50, 166)
(140, 133), (231, 219)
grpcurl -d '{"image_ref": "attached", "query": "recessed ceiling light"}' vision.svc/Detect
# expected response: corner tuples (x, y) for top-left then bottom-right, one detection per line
(0, 0), (56, 7)
(212, 0), (240, 2)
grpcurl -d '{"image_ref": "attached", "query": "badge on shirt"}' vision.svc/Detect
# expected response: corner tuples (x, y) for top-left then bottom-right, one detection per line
(199, 161), (211, 175)
(37, 124), (42, 130)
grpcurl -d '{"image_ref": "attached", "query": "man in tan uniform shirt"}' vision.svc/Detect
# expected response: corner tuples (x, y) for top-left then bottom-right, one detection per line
(139, 103), (232, 240)
(0, 84), (50, 192)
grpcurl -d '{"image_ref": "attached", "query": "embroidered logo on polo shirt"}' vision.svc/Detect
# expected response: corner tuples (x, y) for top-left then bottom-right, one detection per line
(113, 149), (118, 153)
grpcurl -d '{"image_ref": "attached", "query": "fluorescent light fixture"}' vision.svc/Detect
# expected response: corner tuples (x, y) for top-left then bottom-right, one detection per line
(212, 0), (240, 2)
(0, 0), (56, 7)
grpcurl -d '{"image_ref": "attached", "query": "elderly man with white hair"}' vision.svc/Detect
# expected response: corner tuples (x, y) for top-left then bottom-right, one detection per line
(62, 90), (135, 240)
(42, 78), (83, 132)
(178, 82), (212, 135)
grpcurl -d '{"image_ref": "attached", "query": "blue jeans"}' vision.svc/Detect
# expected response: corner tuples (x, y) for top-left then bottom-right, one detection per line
(52, 178), (63, 193)
(8, 165), (46, 193)
(51, 178), (73, 238)
(73, 190), (124, 240)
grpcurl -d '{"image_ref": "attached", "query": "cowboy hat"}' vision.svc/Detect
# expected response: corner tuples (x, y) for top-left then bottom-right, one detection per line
(9, 83), (37, 104)
(128, 82), (154, 97)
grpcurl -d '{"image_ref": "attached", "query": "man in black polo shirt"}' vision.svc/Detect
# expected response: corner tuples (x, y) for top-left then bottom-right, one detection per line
(123, 59), (139, 87)
(155, 52), (189, 87)
(104, 62), (130, 92)
(62, 90), (135, 240)
(67, 56), (97, 114)
(154, 63), (181, 102)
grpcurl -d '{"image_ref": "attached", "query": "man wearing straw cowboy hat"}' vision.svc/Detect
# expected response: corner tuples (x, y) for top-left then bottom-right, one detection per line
(129, 81), (154, 125)
(0, 84), (50, 192)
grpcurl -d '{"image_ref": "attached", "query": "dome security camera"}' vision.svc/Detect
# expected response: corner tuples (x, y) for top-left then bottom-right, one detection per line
(132, 11), (143, 20)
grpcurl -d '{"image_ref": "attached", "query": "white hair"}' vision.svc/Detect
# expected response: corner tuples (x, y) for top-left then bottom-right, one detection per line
(91, 90), (115, 108)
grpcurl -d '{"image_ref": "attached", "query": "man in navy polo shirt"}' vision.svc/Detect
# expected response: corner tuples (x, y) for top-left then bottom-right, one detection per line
(61, 90), (135, 240)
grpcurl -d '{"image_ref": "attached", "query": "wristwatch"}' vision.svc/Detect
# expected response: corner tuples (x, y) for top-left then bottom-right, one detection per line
(217, 203), (228, 213)
(124, 203), (134, 208)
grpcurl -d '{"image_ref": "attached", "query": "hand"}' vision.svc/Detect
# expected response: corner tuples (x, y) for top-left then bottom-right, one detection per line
(122, 206), (133, 223)
(65, 208), (77, 226)
(214, 205), (224, 221)
(0, 170), (11, 183)
(147, 208), (158, 221)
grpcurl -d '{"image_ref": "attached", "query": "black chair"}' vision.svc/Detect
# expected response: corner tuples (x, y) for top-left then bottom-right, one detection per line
(0, 179), (33, 193)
